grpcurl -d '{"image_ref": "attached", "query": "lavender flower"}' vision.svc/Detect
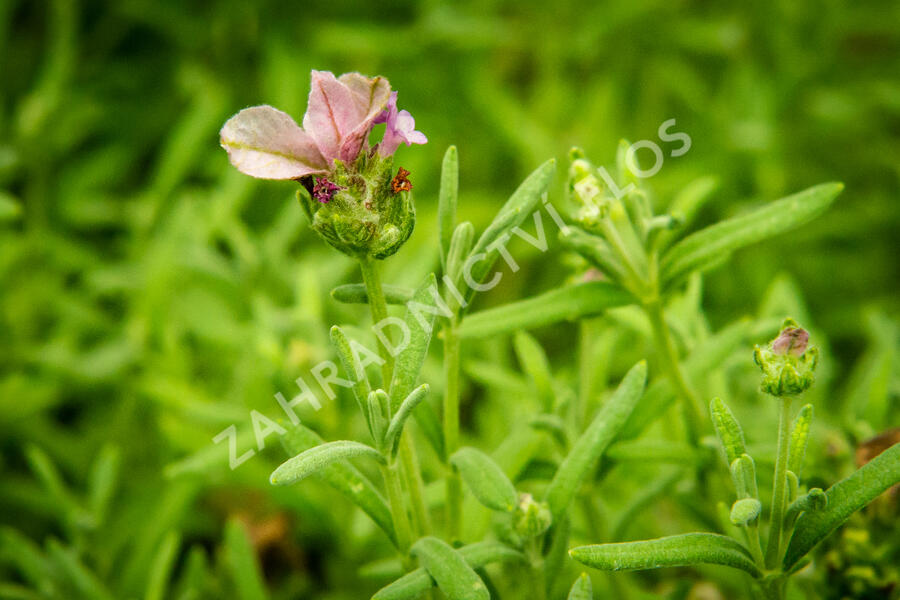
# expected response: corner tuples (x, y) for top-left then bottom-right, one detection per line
(219, 71), (391, 179)
(771, 326), (809, 357)
(375, 92), (428, 156)
(218, 70), (426, 260)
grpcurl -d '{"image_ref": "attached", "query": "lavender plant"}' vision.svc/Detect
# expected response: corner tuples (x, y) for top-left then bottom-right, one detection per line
(216, 71), (900, 600)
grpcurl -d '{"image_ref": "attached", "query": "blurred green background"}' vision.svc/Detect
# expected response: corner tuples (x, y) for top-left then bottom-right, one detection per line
(1, 0), (898, 598)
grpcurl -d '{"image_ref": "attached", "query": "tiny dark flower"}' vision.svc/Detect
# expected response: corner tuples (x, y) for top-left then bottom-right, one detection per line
(312, 177), (343, 204)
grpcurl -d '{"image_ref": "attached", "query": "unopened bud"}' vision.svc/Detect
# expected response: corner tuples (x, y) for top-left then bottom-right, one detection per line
(754, 318), (817, 397)
(513, 493), (552, 539)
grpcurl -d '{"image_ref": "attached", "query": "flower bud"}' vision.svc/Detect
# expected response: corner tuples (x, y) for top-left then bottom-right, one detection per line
(754, 318), (818, 397)
(513, 493), (552, 539)
(730, 497), (762, 526)
(567, 150), (611, 228)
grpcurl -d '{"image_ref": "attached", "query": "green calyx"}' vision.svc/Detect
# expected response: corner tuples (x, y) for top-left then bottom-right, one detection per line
(753, 318), (818, 397)
(298, 153), (416, 260)
(513, 493), (552, 539)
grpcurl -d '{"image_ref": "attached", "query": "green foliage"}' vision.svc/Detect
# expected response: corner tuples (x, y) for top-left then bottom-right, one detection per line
(450, 447), (518, 513)
(1, 1), (898, 599)
(270, 441), (385, 486)
(544, 361), (647, 519)
(784, 443), (900, 570)
(660, 183), (844, 286)
(409, 537), (489, 600)
(570, 533), (762, 577)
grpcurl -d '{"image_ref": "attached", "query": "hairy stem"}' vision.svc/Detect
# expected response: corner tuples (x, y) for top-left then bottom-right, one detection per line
(358, 256), (394, 388)
(359, 257), (430, 540)
(443, 317), (463, 540)
(526, 537), (547, 600)
(381, 462), (413, 555)
(765, 396), (793, 569)
(644, 299), (703, 445)
(745, 523), (766, 568)
(399, 432), (431, 535)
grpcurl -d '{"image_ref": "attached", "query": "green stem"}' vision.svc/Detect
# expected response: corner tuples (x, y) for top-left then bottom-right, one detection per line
(643, 299), (703, 445)
(745, 523), (766, 568)
(443, 317), (463, 541)
(399, 432), (431, 535)
(359, 256), (430, 541)
(358, 256), (394, 388)
(526, 538), (547, 600)
(381, 462), (413, 555)
(765, 396), (793, 569)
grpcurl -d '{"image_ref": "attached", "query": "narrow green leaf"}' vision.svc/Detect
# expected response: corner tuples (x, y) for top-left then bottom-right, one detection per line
(46, 539), (115, 600)
(223, 518), (268, 600)
(385, 384), (429, 459)
(330, 283), (413, 305)
(544, 517), (571, 596)
(176, 545), (211, 600)
(570, 533), (761, 578)
(87, 444), (120, 526)
(529, 414), (569, 449)
(359, 557), (404, 580)
(544, 361), (647, 518)
(145, 530), (181, 600)
(730, 454), (759, 499)
(605, 440), (700, 465)
(390, 273), (441, 412)
(372, 542), (523, 600)
(367, 389), (390, 451)
(330, 325), (372, 416)
(463, 159), (556, 304)
(446, 221), (475, 290)
(784, 488), (826, 528)
(661, 182), (843, 285)
(0, 527), (52, 589)
(439, 146), (459, 269)
(787, 404), (813, 477)
(450, 447), (518, 513)
(280, 424), (396, 546)
(784, 442), (900, 569)
(413, 401), (445, 460)
(409, 537), (489, 600)
(558, 227), (628, 283)
(459, 282), (632, 339)
(514, 331), (555, 412)
(710, 397), (747, 465)
(270, 441), (385, 486)
(567, 573), (593, 600)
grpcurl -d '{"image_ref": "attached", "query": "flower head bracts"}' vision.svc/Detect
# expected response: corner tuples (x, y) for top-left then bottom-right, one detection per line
(754, 318), (818, 397)
(374, 92), (428, 156)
